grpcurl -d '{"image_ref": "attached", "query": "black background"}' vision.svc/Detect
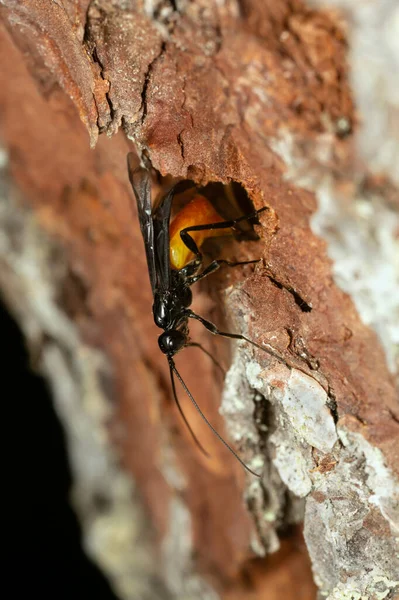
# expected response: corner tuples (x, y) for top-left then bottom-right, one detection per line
(3, 298), (119, 600)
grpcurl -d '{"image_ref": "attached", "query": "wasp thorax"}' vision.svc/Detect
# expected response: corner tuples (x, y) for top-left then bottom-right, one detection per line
(153, 296), (169, 329)
(180, 286), (192, 308)
(158, 330), (186, 355)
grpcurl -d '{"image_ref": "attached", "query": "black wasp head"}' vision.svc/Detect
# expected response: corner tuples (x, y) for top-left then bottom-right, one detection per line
(158, 329), (186, 356)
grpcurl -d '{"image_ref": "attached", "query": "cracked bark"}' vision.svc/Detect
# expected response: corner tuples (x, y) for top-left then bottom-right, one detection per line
(0, 1), (398, 600)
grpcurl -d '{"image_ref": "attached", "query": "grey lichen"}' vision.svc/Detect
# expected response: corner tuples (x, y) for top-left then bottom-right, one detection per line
(311, 183), (399, 374)
(304, 426), (399, 599)
(244, 356), (338, 495)
(222, 285), (398, 599)
(312, 0), (399, 187)
(277, 369), (338, 454)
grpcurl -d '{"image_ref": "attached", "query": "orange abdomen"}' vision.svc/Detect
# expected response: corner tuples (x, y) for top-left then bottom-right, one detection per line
(169, 195), (230, 270)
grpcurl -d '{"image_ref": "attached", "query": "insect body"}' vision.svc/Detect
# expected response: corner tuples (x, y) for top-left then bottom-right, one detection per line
(169, 194), (226, 270)
(127, 153), (266, 477)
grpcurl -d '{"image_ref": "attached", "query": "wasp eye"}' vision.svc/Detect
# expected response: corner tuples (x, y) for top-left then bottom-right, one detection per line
(158, 330), (186, 355)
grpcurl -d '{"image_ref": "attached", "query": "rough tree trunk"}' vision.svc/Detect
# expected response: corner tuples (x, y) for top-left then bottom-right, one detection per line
(0, 1), (398, 599)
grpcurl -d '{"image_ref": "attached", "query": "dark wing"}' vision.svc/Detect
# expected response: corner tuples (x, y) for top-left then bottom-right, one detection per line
(127, 154), (157, 295)
(153, 179), (196, 291)
(152, 185), (174, 292)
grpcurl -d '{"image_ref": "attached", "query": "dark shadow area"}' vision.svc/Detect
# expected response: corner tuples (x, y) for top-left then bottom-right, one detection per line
(2, 298), (120, 600)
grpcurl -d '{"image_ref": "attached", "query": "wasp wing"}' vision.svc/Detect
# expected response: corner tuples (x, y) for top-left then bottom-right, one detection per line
(127, 155), (157, 295)
(152, 185), (174, 292)
(153, 179), (197, 291)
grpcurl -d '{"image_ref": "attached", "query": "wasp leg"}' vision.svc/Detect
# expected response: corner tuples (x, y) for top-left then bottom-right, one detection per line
(186, 309), (283, 363)
(185, 341), (226, 376)
(188, 258), (261, 285)
(187, 309), (251, 342)
(180, 207), (268, 262)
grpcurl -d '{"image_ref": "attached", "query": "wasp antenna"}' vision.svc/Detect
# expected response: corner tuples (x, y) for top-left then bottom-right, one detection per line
(168, 358), (261, 478)
(169, 361), (211, 458)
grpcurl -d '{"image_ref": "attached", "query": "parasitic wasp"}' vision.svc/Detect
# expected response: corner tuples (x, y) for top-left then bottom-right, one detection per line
(127, 153), (267, 477)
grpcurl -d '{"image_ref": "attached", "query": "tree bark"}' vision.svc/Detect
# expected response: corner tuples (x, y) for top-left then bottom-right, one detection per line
(0, 1), (398, 599)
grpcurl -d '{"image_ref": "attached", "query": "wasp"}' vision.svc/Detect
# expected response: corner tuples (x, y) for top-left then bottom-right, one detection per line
(127, 154), (267, 477)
